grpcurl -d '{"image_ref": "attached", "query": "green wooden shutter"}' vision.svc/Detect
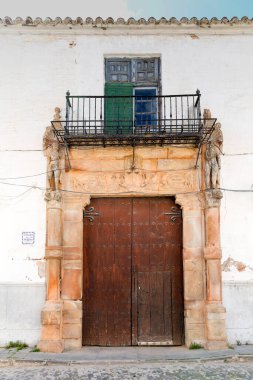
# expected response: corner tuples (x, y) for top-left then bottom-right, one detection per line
(104, 83), (134, 134)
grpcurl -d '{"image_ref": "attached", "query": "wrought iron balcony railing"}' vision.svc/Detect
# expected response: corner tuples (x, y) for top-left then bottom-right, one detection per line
(52, 90), (216, 148)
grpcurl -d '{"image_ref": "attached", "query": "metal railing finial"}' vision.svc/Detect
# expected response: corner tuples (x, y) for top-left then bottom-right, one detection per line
(66, 91), (71, 108)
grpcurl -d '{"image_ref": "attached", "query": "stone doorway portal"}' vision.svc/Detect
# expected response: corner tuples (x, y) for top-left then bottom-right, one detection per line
(38, 128), (228, 352)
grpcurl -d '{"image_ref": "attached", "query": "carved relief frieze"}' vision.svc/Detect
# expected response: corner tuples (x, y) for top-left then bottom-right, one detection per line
(68, 169), (197, 195)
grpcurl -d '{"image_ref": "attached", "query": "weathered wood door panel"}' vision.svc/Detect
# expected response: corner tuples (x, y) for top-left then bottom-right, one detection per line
(83, 198), (132, 346)
(83, 197), (184, 346)
(132, 198), (184, 345)
(136, 271), (173, 343)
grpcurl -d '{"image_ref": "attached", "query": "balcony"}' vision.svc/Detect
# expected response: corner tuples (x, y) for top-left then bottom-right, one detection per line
(52, 90), (216, 148)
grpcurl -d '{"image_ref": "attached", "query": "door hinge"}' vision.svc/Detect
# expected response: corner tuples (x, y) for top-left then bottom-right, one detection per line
(83, 207), (100, 222)
(164, 206), (182, 223)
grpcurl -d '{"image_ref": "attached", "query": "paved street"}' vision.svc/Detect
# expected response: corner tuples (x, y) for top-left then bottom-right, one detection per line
(1, 361), (253, 380)
(1, 346), (253, 379)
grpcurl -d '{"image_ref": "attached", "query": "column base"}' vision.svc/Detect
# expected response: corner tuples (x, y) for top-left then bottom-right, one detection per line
(206, 341), (228, 350)
(206, 303), (228, 350)
(38, 301), (64, 352)
(37, 340), (64, 353)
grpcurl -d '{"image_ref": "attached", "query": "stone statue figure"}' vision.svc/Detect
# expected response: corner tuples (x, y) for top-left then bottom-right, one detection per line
(43, 108), (63, 201)
(205, 121), (223, 190)
(46, 141), (61, 191)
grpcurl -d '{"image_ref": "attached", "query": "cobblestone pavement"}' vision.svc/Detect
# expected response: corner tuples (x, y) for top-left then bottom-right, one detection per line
(0, 361), (253, 380)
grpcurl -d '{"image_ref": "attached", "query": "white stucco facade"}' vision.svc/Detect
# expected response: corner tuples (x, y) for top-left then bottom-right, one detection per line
(0, 18), (253, 346)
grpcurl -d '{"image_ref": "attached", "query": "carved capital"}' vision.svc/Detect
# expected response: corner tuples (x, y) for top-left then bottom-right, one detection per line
(205, 189), (223, 208)
(45, 190), (62, 202)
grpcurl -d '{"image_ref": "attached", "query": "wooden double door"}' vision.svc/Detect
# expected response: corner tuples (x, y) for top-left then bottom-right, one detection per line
(83, 197), (184, 346)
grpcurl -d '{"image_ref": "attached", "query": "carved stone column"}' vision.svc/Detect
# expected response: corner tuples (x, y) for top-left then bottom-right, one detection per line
(38, 198), (64, 353)
(204, 190), (227, 350)
(176, 193), (206, 347)
(61, 195), (90, 350)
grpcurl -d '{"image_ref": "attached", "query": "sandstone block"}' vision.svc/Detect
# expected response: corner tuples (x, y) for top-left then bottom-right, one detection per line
(207, 312), (226, 321)
(63, 300), (82, 310)
(64, 208), (83, 222)
(184, 270), (204, 301)
(63, 221), (83, 247)
(64, 338), (82, 350)
(101, 159), (125, 171)
(41, 325), (61, 341)
(141, 159), (158, 171)
(185, 308), (205, 324)
(207, 319), (227, 341)
(206, 341), (228, 350)
(45, 247), (63, 259)
(63, 308), (82, 324)
(42, 309), (61, 325)
(37, 340), (64, 353)
(47, 259), (60, 300)
(204, 246), (221, 260)
(62, 323), (82, 339)
(167, 147), (197, 159)
(70, 146), (131, 160)
(205, 207), (220, 246)
(183, 248), (203, 260)
(206, 260), (222, 302)
(184, 259), (203, 272)
(136, 146), (168, 159)
(206, 304), (226, 314)
(183, 216), (203, 248)
(63, 246), (82, 261)
(184, 300), (205, 311)
(185, 323), (206, 346)
(47, 208), (62, 247)
(70, 159), (102, 171)
(61, 267), (82, 300)
(157, 159), (195, 171)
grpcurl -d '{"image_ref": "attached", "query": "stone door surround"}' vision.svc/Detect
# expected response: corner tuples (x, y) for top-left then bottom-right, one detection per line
(38, 144), (227, 352)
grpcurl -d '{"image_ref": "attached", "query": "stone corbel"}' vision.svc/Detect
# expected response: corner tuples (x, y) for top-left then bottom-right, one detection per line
(205, 189), (223, 209)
